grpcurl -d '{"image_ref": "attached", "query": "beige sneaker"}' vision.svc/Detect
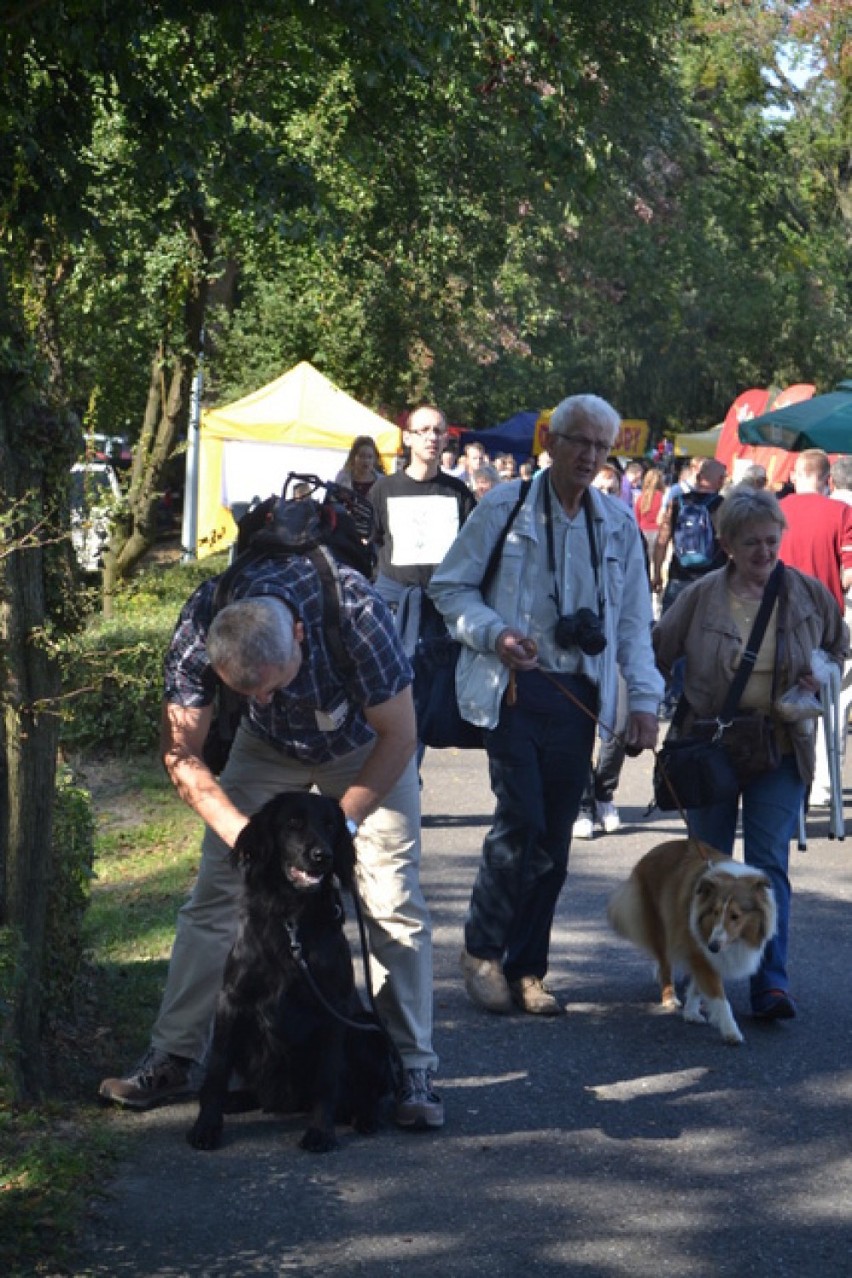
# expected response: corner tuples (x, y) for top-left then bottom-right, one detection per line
(509, 976), (564, 1017)
(460, 949), (512, 1014)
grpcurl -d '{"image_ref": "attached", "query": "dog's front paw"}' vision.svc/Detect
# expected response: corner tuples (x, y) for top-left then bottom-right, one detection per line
(705, 997), (744, 1045)
(300, 1125), (340, 1153)
(682, 983), (706, 1024)
(187, 1116), (224, 1150)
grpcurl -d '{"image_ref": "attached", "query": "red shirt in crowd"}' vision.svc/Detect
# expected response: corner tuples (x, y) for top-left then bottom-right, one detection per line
(778, 492), (852, 614)
(634, 489), (663, 535)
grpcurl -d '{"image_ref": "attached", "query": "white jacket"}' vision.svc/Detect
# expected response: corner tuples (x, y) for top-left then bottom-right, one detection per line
(428, 472), (663, 732)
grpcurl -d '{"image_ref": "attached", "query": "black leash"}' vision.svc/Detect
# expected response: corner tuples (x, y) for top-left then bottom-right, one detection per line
(282, 888), (405, 1079)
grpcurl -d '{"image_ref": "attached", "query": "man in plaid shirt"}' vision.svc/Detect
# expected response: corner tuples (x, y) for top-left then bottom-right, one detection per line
(99, 554), (443, 1130)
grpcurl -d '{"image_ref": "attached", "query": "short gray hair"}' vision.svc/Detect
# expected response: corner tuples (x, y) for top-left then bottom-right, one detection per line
(739, 464), (767, 489)
(207, 596), (298, 691)
(831, 455), (852, 492)
(549, 394), (621, 444)
(715, 485), (787, 545)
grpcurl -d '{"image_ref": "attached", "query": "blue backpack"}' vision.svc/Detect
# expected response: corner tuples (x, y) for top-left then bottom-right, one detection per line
(672, 495), (719, 569)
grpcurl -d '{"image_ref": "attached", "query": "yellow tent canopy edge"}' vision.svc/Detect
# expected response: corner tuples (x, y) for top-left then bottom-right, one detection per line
(195, 362), (401, 559)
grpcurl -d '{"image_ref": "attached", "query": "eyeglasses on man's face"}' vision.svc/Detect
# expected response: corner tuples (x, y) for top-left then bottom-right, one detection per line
(551, 434), (610, 455)
(408, 425), (447, 437)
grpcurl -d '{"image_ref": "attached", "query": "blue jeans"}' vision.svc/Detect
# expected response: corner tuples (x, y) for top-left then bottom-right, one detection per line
(464, 672), (597, 983)
(686, 753), (804, 1007)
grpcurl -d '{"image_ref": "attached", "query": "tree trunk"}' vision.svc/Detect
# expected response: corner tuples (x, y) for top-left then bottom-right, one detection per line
(101, 212), (213, 612)
(0, 404), (72, 1099)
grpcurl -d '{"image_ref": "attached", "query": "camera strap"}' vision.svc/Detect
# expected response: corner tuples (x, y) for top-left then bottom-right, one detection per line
(543, 480), (605, 622)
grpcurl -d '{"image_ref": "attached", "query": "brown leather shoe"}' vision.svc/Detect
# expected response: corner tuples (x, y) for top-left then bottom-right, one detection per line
(99, 1046), (195, 1109)
(509, 976), (564, 1016)
(460, 949), (512, 1014)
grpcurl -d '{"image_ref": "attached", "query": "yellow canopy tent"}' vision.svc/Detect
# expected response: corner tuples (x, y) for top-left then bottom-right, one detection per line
(192, 362), (400, 558)
(673, 423), (724, 458)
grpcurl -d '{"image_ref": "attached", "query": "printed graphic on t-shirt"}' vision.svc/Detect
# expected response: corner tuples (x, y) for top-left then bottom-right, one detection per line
(386, 494), (462, 566)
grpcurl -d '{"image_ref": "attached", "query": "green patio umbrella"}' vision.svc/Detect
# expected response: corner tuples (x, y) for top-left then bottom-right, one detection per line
(738, 381), (852, 452)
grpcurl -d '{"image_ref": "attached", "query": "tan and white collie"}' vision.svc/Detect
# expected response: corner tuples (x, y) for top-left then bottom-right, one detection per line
(607, 838), (777, 1045)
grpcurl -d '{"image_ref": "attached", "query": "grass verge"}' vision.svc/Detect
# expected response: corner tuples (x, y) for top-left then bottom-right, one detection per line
(0, 752), (203, 1276)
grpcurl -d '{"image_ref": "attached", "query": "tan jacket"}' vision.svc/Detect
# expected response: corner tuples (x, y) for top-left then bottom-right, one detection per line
(653, 563), (848, 784)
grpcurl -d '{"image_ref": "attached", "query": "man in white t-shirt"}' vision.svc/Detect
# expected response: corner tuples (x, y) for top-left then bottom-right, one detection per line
(370, 406), (476, 595)
(369, 407), (476, 762)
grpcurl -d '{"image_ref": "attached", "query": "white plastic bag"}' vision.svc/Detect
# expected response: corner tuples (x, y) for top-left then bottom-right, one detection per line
(774, 648), (832, 723)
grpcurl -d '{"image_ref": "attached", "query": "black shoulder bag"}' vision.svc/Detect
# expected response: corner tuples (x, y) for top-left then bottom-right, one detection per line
(414, 481), (532, 750)
(654, 562), (784, 812)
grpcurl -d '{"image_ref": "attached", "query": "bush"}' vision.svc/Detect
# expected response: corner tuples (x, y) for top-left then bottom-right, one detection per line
(59, 554), (225, 754)
(43, 766), (96, 1024)
(0, 767), (96, 1099)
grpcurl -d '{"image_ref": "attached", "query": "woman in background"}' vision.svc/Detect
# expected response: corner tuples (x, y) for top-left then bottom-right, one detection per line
(634, 467), (665, 543)
(335, 435), (385, 500)
(335, 435), (385, 542)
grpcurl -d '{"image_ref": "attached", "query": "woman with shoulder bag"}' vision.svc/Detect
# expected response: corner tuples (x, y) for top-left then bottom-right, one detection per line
(653, 485), (847, 1022)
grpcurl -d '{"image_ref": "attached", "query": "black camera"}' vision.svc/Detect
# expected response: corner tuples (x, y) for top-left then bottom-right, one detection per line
(554, 607), (607, 656)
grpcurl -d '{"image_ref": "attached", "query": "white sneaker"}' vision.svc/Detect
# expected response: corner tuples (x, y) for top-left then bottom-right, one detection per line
(597, 801), (621, 833)
(572, 815), (595, 840)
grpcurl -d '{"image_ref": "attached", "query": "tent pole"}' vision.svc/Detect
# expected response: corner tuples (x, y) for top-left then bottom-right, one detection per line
(181, 344), (203, 562)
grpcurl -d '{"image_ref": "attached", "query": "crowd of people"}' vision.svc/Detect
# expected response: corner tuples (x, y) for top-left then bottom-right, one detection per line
(99, 397), (850, 1133)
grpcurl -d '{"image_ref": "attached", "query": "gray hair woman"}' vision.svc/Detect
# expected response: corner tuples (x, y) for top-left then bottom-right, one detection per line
(653, 484), (847, 1022)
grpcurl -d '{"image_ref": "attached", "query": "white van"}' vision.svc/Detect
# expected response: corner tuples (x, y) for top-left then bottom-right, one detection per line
(70, 461), (121, 572)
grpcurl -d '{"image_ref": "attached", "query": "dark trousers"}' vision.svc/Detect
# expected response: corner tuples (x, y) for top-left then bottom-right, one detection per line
(578, 732), (627, 817)
(464, 673), (597, 982)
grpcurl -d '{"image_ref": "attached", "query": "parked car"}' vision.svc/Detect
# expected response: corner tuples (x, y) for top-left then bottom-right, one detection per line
(70, 461), (121, 573)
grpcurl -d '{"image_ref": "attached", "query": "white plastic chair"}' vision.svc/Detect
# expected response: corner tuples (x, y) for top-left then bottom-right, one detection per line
(798, 664), (845, 848)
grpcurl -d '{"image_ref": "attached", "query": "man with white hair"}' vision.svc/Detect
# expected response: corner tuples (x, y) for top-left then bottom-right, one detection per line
(430, 394), (662, 1017)
(829, 455), (852, 506)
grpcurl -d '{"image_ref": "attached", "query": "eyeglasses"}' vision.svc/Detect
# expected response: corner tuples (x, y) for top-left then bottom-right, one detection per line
(408, 426), (447, 437)
(552, 434), (611, 455)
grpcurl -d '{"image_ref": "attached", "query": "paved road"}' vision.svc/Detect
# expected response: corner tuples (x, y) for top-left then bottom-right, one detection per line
(75, 746), (852, 1277)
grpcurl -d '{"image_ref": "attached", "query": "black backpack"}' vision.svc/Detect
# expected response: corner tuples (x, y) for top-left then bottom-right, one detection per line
(202, 474), (372, 773)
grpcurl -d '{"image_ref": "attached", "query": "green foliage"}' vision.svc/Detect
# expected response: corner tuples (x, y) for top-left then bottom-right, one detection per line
(59, 553), (224, 754)
(0, 768), (96, 1096)
(0, 927), (25, 1105)
(0, 1100), (120, 1276)
(201, 0), (850, 430)
(43, 768), (96, 1024)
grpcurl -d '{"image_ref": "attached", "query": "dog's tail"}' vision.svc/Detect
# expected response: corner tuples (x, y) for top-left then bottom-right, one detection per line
(607, 877), (647, 948)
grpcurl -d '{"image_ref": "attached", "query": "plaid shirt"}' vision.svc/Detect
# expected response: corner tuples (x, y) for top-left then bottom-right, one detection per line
(163, 556), (413, 765)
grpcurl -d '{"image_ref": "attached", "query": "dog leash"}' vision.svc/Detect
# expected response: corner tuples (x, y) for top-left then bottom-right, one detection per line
(282, 915), (373, 1033)
(348, 884), (406, 1079)
(282, 898), (405, 1082)
(282, 911), (385, 1035)
(521, 667), (712, 853)
(514, 667), (621, 742)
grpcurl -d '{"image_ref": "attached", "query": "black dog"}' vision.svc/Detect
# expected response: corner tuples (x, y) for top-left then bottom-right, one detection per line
(187, 792), (396, 1153)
